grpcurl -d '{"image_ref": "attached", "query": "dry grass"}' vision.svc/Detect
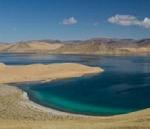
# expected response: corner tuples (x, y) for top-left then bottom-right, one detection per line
(0, 85), (150, 129)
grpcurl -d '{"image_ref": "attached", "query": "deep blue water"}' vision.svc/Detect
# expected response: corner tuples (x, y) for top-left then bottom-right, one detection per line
(1, 54), (150, 116)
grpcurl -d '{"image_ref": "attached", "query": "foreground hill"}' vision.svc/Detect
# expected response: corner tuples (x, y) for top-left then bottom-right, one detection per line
(0, 85), (150, 129)
(0, 38), (150, 55)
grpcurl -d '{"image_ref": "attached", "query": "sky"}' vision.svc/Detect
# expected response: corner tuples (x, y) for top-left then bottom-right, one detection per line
(0, 0), (150, 42)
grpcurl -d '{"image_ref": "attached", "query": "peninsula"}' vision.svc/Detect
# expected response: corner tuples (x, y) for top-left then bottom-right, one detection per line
(0, 63), (103, 84)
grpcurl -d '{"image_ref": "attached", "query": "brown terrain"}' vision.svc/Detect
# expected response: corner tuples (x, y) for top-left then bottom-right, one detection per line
(0, 39), (150, 129)
(0, 40), (63, 53)
(0, 63), (102, 83)
(0, 38), (150, 55)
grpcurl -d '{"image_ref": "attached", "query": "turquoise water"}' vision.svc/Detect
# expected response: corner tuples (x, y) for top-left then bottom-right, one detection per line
(1, 54), (150, 116)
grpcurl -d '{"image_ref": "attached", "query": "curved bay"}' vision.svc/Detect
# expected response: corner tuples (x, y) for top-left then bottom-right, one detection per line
(1, 54), (150, 116)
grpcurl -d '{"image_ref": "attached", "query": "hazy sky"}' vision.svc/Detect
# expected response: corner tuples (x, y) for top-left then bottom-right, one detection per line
(0, 0), (150, 42)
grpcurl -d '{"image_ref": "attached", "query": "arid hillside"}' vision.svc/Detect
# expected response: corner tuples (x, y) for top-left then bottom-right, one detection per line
(0, 40), (64, 53)
(54, 38), (150, 55)
(0, 38), (150, 55)
(0, 84), (150, 129)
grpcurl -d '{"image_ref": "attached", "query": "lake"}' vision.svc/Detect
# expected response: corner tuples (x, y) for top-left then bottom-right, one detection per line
(1, 54), (150, 116)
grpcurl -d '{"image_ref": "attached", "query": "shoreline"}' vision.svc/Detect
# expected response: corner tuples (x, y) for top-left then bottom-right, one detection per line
(0, 63), (103, 84)
(0, 62), (104, 118)
(15, 74), (104, 118)
(12, 85), (150, 119)
(0, 52), (150, 56)
(0, 78), (150, 129)
(21, 88), (91, 118)
(0, 65), (149, 118)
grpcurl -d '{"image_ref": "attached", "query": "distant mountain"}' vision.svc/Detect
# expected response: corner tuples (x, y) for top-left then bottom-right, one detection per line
(0, 38), (150, 55)
(0, 41), (63, 53)
(62, 40), (83, 44)
(52, 38), (150, 55)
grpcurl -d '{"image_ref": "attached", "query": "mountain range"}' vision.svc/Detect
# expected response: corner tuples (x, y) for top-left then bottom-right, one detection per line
(0, 38), (150, 55)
